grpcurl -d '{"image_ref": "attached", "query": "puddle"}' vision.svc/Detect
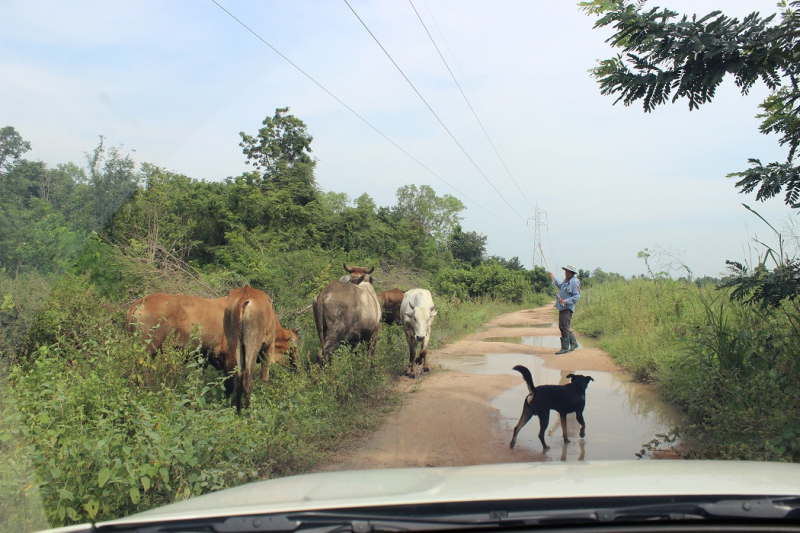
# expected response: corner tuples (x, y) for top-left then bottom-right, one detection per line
(440, 352), (682, 461)
(493, 323), (556, 329)
(483, 335), (601, 350)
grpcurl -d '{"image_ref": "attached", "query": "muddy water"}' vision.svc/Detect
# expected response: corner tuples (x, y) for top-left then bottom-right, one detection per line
(440, 340), (682, 462)
(492, 323), (557, 329)
(484, 335), (602, 349)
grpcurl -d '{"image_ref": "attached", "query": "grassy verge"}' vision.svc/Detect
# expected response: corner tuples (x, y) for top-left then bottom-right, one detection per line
(0, 277), (549, 531)
(575, 278), (800, 461)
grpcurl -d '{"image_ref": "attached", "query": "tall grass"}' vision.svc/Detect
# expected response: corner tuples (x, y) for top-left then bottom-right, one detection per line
(575, 278), (800, 461)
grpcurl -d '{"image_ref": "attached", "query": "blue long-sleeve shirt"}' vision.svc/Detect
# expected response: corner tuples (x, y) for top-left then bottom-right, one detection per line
(554, 276), (581, 312)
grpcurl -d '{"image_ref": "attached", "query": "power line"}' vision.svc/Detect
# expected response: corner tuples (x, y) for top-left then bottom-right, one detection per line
(409, 0), (537, 212)
(342, 0), (527, 225)
(209, 0), (518, 225)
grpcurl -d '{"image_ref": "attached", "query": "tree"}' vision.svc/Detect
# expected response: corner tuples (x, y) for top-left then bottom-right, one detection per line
(487, 255), (525, 271)
(448, 224), (486, 267)
(393, 184), (465, 244)
(84, 136), (141, 229)
(582, 0), (800, 308)
(0, 126), (31, 174)
(581, 0), (800, 207)
(239, 107), (318, 207)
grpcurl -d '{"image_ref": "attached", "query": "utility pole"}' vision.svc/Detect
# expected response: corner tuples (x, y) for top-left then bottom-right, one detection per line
(527, 205), (546, 270)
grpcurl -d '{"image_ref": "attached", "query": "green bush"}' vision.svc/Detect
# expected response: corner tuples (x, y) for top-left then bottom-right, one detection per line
(434, 263), (534, 303)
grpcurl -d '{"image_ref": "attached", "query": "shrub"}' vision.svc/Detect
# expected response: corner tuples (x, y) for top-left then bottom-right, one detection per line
(434, 264), (533, 303)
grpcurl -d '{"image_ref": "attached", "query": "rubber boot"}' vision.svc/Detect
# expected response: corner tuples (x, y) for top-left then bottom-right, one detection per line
(555, 336), (570, 354)
(568, 331), (579, 352)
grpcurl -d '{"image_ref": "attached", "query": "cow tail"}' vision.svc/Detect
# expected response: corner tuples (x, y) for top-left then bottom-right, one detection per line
(313, 294), (325, 361)
(513, 365), (536, 396)
(238, 299), (250, 376)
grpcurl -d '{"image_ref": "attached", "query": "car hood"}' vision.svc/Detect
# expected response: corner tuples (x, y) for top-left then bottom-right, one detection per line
(41, 460), (800, 532)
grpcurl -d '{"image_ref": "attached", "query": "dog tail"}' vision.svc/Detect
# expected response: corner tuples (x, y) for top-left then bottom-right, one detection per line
(513, 365), (535, 395)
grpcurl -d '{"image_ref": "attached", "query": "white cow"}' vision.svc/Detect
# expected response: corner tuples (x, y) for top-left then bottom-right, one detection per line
(400, 288), (437, 378)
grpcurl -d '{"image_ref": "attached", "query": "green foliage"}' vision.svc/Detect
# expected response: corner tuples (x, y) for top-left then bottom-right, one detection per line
(575, 277), (800, 461)
(448, 224), (486, 268)
(0, 271), (58, 363)
(577, 267), (625, 289)
(582, 0), (800, 209)
(393, 184), (465, 244)
(239, 107), (314, 179)
(84, 136), (142, 229)
(0, 125), (32, 173)
(434, 263), (535, 304)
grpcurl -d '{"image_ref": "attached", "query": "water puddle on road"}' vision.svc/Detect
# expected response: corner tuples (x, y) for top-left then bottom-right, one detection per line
(493, 323), (556, 329)
(484, 335), (602, 350)
(440, 350), (682, 461)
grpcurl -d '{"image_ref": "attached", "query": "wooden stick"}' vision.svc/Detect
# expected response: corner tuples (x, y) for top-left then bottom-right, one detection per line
(538, 243), (562, 293)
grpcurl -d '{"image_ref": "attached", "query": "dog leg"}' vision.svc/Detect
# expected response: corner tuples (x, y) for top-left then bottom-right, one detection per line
(510, 397), (535, 449)
(559, 412), (570, 443)
(538, 411), (551, 450)
(576, 410), (586, 438)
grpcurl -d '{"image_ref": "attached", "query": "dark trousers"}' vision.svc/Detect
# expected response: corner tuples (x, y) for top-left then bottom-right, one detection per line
(558, 309), (573, 338)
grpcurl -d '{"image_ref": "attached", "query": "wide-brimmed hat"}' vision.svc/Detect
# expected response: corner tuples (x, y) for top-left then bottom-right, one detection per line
(562, 264), (578, 274)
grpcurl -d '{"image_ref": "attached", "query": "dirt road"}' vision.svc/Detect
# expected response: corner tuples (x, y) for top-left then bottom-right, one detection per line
(319, 305), (627, 471)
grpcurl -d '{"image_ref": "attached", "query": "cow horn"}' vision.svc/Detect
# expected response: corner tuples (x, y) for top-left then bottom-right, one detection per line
(367, 266), (374, 274)
(343, 262), (353, 273)
(408, 301), (415, 309)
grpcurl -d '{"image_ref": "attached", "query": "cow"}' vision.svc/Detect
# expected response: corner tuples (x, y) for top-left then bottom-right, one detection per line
(339, 262), (374, 283)
(127, 290), (298, 406)
(259, 318), (299, 381)
(400, 288), (437, 378)
(126, 293), (229, 371)
(377, 288), (405, 325)
(224, 285), (283, 413)
(313, 273), (382, 363)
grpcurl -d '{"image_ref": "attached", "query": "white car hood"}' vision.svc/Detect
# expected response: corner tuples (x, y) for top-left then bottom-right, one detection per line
(42, 460), (800, 532)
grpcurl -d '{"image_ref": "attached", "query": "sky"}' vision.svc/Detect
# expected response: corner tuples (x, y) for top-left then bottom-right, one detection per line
(0, 0), (794, 278)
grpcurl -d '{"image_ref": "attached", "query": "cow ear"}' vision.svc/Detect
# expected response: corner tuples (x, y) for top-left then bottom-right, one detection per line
(405, 310), (414, 318)
(429, 306), (437, 316)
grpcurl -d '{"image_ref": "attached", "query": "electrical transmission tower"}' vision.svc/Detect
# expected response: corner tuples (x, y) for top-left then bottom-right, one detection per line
(528, 205), (547, 270)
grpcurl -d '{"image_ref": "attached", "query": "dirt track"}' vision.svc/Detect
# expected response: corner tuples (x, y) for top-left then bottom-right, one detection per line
(319, 305), (627, 471)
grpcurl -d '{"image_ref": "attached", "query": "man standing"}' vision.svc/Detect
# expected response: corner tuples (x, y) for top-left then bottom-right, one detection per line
(549, 264), (581, 354)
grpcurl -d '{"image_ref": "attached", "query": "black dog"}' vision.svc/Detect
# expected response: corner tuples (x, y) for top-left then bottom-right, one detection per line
(509, 365), (593, 450)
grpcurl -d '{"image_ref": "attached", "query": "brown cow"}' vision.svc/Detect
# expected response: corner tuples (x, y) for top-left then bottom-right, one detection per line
(127, 290), (298, 403)
(340, 263), (374, 283)
(224, 285), (279, 413)
(377, 288), (405, 325)
(258, 317), (299, 381)
(313, 274), (382, 362)
(126, 293), (229, 371)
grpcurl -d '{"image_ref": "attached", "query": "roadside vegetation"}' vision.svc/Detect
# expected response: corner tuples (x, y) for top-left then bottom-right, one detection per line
(575, 274), (800, 462)
(0, 117), (550, 531)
